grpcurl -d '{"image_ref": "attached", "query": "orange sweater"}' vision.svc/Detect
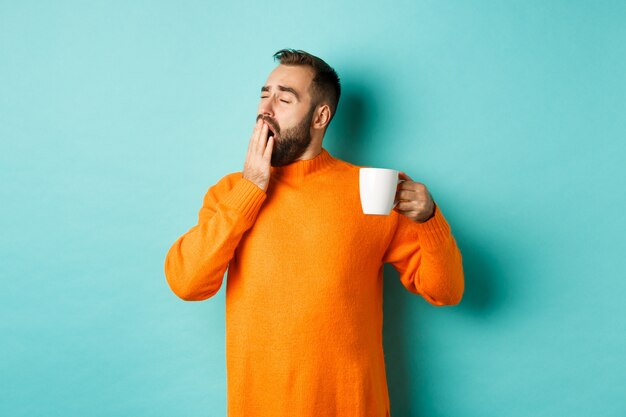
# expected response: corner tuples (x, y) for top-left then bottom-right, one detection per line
(164, 148), (464, 417)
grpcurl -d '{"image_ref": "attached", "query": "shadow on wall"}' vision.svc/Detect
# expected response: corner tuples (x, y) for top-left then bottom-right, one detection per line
(453, 226), (504, 316)
(324, 77), (380, 166)
(383, 228), (501, 415)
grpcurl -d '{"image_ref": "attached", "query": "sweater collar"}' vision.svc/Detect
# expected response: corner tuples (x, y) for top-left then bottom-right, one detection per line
(270, 148), (337, 182)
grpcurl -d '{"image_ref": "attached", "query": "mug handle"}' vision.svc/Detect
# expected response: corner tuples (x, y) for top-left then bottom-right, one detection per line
(392, 177), (406, 209)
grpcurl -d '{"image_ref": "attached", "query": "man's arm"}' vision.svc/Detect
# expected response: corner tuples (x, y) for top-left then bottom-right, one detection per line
(164, 175), (266, 301)
(164, 119), (274, 301)
(383, 200), (464, 306)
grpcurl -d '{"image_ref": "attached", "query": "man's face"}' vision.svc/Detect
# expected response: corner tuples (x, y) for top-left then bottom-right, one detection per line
(257, 64), (317, 167)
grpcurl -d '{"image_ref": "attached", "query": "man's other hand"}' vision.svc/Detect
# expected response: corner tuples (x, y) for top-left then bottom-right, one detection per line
(394, 172), (436, 223)
(243, 119), (274, 192)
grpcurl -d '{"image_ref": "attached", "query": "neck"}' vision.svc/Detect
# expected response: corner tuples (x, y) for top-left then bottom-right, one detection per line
(270, 146), (337, 183)
(294, 132), (324, 161)
(296, 143), (322, 161)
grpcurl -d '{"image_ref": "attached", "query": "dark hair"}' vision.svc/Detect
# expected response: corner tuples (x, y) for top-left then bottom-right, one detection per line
(273, 49), (341, 123)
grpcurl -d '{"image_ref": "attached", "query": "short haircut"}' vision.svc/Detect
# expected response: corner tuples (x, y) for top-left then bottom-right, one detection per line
(273, 49), (341, 123)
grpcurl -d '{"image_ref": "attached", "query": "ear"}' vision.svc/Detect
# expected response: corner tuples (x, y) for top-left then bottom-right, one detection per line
(312, 104), (332, 130)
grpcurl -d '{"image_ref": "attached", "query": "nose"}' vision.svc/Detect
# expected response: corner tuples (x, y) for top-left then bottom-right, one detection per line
(258, 97), (274, 118)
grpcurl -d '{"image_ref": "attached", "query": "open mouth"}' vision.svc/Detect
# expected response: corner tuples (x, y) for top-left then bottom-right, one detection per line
(267, 124), (277, 139)
(259, 116), (279, 139)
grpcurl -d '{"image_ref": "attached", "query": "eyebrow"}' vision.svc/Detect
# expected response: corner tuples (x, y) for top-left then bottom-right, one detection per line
(260, 85), (300, 101)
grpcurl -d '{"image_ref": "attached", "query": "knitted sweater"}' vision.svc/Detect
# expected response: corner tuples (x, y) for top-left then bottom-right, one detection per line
(164, 148), (464, 417)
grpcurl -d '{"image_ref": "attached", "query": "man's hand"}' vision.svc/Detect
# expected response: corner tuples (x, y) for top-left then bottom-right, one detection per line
(394, 172), (436, 223)
(243, 119), (274, 192)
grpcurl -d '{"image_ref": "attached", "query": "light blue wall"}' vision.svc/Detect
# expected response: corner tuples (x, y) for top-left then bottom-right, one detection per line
(1, 1), (624, 416)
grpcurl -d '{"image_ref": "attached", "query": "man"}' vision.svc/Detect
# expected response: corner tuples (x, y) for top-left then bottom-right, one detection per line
(164, 49), (464, 417)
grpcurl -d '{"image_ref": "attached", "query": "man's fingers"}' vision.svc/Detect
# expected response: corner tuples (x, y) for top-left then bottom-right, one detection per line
(248, 119), (263, 156)
(393, 205), (415, 215)
(256, 122), (269, 154)
(396, 189), (417, 201)
(242, 118), (273, 192)
(252, 118), (262, 139)
(395, 201), (417, 211)
(398, 171), (413, 182)
(263, 136), (274, 161)
(397, 181), (427, 194)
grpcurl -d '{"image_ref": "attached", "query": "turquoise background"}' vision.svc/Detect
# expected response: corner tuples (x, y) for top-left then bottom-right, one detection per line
(1, 1), (624, 416)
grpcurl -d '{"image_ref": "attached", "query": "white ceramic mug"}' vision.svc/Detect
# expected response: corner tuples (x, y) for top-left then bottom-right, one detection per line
(359, 168), (399, 215)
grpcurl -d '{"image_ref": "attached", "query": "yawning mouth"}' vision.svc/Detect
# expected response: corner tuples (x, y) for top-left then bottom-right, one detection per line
(267, 124), (277, 139)
(258, 115), (279, 140)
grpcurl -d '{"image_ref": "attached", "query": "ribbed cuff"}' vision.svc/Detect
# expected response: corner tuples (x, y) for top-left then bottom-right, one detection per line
(220, 177), (267, 223)
(412, 205), (452, 250)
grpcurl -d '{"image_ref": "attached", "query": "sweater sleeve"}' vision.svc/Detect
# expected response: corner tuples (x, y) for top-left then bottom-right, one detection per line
(382, 204), (465, 306)
(164, 174), (266, 301)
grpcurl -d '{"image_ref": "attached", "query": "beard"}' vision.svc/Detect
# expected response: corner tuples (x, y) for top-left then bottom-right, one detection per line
(257, 107), (315, 167)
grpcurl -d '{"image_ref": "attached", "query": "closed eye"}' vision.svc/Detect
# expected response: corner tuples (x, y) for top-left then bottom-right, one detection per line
(260, 95), (291, 104)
